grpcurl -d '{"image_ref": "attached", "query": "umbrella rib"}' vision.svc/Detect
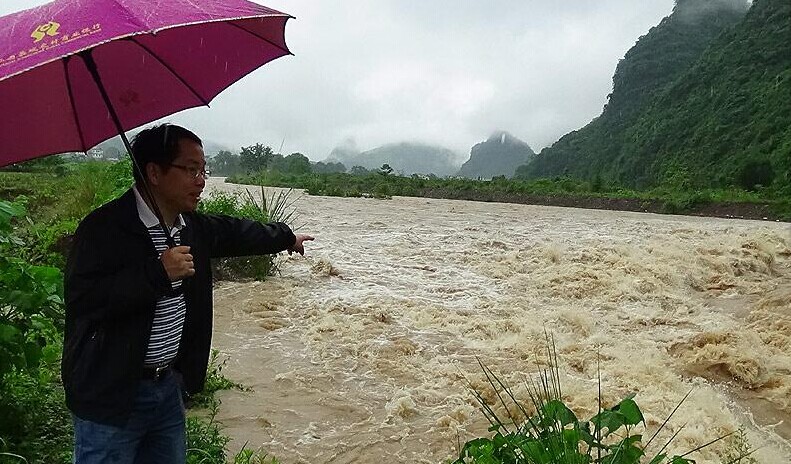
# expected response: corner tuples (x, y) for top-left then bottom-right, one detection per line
(227, 22), (292, 56)
(63, 57), (88, 152)
(128, 38), (210, 107)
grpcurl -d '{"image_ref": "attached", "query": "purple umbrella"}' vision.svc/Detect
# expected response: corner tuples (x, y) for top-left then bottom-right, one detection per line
(0, 0), (292, 242)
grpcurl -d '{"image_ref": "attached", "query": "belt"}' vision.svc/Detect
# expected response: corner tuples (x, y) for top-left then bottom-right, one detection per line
(141, 363), (173, 382)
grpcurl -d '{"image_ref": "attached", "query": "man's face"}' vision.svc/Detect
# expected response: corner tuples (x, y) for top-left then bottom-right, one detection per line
(153, 138), (206, 213)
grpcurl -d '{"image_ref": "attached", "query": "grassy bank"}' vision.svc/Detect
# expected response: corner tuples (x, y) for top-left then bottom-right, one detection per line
(229, 171), (791, 222)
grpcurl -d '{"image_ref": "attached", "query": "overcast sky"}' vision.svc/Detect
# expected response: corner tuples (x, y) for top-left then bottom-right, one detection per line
(2, 1), (676, 161)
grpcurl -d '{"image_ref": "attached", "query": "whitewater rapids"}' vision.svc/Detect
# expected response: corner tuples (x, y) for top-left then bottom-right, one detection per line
(205, 178), (791, 464)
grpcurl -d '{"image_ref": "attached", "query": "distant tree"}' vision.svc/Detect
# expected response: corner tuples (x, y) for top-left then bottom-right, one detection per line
(312, 161), (346, 174)
(267, 154), (286, 172)
(378, 163), (393, 176)
(284, 153), (312, 174)
(209, 150), (240, 176)
(239, 143), (274, 173)
(350, 165), (369, 175)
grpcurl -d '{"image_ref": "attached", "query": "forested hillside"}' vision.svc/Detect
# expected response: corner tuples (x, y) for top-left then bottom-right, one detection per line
(457, 131), (535, 179)
(518, 0), (790, 192)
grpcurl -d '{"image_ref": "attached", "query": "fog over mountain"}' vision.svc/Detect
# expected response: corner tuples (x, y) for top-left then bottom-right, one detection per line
(327, 142), (461, 177)
(457, 131), (535, 179)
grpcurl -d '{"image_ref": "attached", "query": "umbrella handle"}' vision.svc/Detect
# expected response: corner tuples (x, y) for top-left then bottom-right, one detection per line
(79, 50), (177, 248)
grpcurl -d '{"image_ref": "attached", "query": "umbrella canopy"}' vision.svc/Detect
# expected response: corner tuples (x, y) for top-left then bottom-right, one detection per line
(0, 0), (292, 167)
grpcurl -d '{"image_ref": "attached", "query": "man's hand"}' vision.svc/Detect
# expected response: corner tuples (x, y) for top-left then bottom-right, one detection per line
(161, 246), (195, 281)
(288, 234), (314, 256)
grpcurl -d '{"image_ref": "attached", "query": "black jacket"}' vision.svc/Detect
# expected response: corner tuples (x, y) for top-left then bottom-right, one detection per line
(62, 189), (295, 425)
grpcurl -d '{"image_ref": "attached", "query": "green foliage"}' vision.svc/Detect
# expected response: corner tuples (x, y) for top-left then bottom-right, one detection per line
(0, 199), (63, 377)
(187, 407), (229, 464)
(718, 427), (758, 464)
(0, 159), (133, 270)
(453, 337), (740, 464)
(229, 170), (791, 220)
(186, 405), (280, 464)
(1, 155), (67, 175)
(240, 143), (275, 173)
(198, 187), (298, 281)
(209, 150), (241, 177)
(209, 144), (345, 178)
(378, 163), (394, 176)
(189, 350), (247, 409)
(279, 153), (312, 175)
(0, 365), (71, 464)
(59, 159), (134, 218)
(737, 160), (774, 191)
(233, 446), (280, 464)
(522, 0), (791, 194)
(185, 353), (277, 464)
(21, 218), (79, 269)
(199, 189), (269, 224)
(312, 161), (346, 174)
(0, 199), (69, 463)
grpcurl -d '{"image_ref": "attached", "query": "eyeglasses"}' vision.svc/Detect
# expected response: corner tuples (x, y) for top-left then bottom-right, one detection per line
(168, 164), (209, 179)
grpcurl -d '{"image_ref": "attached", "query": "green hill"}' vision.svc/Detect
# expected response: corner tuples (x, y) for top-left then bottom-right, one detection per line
(518, 0), (790, 192)
(457, 131), (535, 179)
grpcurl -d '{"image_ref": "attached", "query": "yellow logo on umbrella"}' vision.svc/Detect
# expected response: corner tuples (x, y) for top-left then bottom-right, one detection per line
(31, 21), (60, 43)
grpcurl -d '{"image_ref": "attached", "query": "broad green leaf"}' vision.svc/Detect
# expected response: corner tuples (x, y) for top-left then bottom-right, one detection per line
(669, 456), (695, 464)
(648, 454), (668, 464)
(591, 410), (626, 436)
(616, 398), (645, 426)
(0, 324), (20, 342)
(24, 341), (43, 368)
(543, 399), (579, 426)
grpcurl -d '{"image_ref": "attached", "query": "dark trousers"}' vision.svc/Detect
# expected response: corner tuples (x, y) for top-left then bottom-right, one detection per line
(72, 370), (186, 464)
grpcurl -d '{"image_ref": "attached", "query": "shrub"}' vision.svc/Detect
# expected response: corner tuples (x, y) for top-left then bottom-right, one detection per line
(198, 187), (298, 281)
(0, 199), (69, 463)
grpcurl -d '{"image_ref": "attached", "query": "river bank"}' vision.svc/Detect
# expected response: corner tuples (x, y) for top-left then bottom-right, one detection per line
(225, 172), (791, 223)
(415, 188), (788, 222)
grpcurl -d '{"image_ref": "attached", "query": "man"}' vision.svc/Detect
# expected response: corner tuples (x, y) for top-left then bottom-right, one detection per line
(62, 124), (313, 463)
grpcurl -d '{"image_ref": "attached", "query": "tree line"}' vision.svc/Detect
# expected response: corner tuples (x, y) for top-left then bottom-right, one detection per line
(207, 143), (348, 177)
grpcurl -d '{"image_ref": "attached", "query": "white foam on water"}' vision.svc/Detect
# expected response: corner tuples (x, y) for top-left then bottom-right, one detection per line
(208, 180), (791, 463)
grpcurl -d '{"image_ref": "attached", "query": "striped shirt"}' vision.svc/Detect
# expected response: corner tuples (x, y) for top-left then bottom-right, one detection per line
(133, 186), (187, 367)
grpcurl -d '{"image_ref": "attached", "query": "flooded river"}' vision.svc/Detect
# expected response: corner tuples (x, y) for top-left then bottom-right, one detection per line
(205, 178), (791, 464)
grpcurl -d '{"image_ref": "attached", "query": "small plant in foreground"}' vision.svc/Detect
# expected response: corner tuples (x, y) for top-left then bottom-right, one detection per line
(189, 349), (247, 409)
(453, 335), (756, 464)
(718, 427), (758, 464)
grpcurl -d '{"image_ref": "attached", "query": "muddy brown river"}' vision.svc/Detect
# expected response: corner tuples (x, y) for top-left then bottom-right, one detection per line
(205, 178), (790, 464)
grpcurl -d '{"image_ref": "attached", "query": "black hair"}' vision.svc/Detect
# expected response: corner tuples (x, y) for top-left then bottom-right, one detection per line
(130, 124), (202, 184)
